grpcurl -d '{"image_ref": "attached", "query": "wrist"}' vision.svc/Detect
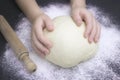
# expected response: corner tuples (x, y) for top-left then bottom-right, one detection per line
(71, 0), (86, 9)
(30, 9), (43, 24)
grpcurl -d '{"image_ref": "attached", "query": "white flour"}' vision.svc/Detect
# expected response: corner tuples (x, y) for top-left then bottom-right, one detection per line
(3, 4), (120, 80)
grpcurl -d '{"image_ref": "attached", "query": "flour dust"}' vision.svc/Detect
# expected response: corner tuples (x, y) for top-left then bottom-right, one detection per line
(3, 4), (120, 80)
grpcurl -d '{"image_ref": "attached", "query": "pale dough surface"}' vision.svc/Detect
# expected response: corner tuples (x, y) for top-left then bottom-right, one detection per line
(44, 16), (98, 68)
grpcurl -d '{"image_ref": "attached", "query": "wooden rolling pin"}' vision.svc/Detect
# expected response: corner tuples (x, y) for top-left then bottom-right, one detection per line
(0, 15), (37, 72)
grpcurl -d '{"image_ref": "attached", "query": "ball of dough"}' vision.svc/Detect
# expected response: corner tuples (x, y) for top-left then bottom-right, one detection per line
(44, 16), (98, 68)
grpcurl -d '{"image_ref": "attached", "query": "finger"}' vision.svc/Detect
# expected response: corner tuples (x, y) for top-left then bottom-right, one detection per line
(71, 10), (82, 26)
(95, 22), (101, 42)
(44, 16), (54, 31)
(32, 32), (50, 55)
(82, 12), (93, 38)
(35, 25), (53, 49)
(88, 18), (97, 43)
(32, 42), (45, 58)
(31, 32), (45, 57)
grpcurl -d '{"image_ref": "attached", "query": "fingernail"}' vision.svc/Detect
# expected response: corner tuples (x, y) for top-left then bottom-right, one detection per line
(48, 45), (52, 49)
(40, 53), (45, 58)
(49, 42), (53, 48)
(89, 41), (91, 44)
(44, 50), (49, 55)
(89, 39), (92, 43)
(47, 43), (52, 49)
(77, 21), (81, 26)
(84, 33), (87, 38)
(95, 38), (98, 43)
(89, 41), (92, 43)
(48, 25), (54, 31)
(50, 26), (54, 31)
(85, 34), (87, 38)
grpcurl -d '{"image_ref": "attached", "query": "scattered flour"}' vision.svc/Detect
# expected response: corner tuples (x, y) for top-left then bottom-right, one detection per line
(3, 4), (120, 80)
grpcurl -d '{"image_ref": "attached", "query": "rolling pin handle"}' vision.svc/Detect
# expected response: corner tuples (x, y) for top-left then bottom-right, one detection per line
(0, 15), (37, 72)
(20, 53), (37, 72)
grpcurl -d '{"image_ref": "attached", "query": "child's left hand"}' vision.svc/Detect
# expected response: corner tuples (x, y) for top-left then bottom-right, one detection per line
(71, 7), (101, 43)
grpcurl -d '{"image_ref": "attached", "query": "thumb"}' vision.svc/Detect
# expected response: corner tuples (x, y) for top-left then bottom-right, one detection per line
(45, 18), (54, 31)
(71, 12), (82, 26)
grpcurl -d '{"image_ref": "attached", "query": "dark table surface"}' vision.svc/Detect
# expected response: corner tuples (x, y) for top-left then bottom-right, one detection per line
(0, 0), (120, 80)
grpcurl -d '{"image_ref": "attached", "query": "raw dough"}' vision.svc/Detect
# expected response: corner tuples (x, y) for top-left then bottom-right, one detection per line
(44, 16), (98, 68)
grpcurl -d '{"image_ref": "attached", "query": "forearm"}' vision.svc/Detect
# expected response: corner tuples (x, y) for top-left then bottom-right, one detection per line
(15, 0), (42, 22)
(71, 0), (86, 8)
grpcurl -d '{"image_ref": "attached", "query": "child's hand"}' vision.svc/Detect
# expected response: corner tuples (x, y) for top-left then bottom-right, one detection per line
(31, 13), (54, 57)
(71, 7), (101, 43)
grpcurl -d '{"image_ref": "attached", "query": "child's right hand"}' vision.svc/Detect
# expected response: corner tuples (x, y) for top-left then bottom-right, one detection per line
(31, 13), (54, 57)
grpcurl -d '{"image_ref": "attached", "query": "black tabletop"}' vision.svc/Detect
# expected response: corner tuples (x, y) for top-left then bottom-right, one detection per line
(0, 0), (120, 80)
